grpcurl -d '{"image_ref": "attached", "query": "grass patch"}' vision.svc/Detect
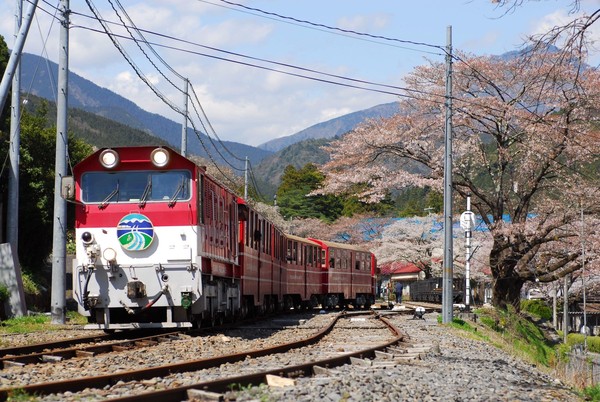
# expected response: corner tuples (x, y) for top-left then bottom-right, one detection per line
(6, 389), (38, 401)
(520, 299), (552, 321)
(449, 307), (556, 367)
(0, 311), (87, 334)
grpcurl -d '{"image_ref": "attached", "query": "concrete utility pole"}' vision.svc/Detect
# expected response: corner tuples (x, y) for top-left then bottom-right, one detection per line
(50, 0), (70, 325)
(7, 0), (23, 251)
(181, 78), (188, 157)
(0, 0), (38, 115)
(442, 25), (454, 324)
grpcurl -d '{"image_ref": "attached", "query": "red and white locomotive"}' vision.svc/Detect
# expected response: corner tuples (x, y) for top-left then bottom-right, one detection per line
(64, 146), (375, 330)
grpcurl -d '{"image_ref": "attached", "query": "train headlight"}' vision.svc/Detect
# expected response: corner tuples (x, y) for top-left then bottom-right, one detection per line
(103, 247), (117, 263)
(151, 148), (169, 167)
(81, 231), (94, 245)
(99, 149), (119, 169)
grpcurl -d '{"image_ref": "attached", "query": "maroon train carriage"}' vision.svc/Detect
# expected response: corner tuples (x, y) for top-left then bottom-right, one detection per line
(308, 238), (376, 309)
(282, 235), (325, 310)
(237, 199), (286, 315)
(66, 145), (377, 330)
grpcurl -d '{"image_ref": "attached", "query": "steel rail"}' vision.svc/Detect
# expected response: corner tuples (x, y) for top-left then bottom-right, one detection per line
(0, 330), (147, 357)
(107, 312), (404, 402)
(0, 330), (184, 367)
(0, 311), (354, 400)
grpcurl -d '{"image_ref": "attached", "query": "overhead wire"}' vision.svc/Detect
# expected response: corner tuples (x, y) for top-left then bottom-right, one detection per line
(209, 0), (445, 54)
(39, 1), (600, 196)
(82, 0), (182, 114)
(107, 0), (184, 90)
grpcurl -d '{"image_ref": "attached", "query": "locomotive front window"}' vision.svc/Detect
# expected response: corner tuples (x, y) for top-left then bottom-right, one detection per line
(82, 170), (191, 204)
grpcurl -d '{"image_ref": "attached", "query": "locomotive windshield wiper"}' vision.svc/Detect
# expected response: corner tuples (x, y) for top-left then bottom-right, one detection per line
(99, 181), (119, 209)
(168, 178), (185, 207)
(138, 175), (152, 207)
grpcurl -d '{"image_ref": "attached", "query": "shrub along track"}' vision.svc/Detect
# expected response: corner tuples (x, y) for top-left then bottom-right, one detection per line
(0, 311), (408, 401)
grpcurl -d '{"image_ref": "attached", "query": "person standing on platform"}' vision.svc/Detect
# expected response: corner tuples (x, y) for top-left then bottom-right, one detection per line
(395, 282), (403, 304)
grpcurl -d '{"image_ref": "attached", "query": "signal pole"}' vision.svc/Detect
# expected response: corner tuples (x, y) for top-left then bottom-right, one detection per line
(460, 196), (475, 310)
(442, 25), (454, 324)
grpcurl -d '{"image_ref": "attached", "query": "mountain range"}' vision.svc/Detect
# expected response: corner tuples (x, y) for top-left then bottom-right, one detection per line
(18, 52), (399, 192)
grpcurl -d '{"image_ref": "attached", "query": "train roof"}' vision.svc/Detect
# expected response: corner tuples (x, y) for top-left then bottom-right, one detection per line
(307, 238), (370, 253)
(285, 234), (321, 246)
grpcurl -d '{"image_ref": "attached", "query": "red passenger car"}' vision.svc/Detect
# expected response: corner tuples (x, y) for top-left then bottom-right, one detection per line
(282, 235), (324, 309)
(309, 239), (376, 309)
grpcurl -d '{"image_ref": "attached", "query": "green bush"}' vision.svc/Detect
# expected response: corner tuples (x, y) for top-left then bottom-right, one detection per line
(566, 333), (600, 354)
(0, 284), (9, 302)
(521, 299), (552, 320)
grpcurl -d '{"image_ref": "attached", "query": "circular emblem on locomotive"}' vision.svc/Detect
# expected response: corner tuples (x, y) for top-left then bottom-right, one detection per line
(117, 213), (154, 251)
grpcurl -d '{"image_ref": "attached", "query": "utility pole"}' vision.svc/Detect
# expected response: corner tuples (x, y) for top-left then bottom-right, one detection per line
(7, 0), (23, 251)
(50, 0), (70, 325)
(181, 78), (188, 157)
(244, 156), (248, 200)
(0, 0), (38, 114)
(442, 25), (454, 324)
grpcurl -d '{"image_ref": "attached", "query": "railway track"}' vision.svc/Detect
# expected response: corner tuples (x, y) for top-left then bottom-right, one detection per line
(0, 311), (419, 401)
(0, 330), (185, 368)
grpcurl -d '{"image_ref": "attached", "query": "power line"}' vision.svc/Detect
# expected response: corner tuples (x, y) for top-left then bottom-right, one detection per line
(208, 0), (445, 54)
(82, 0), (182, 114)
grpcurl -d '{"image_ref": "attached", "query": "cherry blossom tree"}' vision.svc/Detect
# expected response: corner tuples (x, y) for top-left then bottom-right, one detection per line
(372, 215), (493, 281)
(318, 34), (600, 309)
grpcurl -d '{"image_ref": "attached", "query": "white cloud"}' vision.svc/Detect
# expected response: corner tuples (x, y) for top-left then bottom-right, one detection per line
(337, 14), (390, 32)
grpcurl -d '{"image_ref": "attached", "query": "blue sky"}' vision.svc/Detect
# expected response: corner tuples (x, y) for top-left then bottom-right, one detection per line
(2, 0), (599, 147)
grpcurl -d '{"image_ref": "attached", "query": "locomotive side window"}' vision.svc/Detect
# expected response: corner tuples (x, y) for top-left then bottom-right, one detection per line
(82, 170), (191, 204)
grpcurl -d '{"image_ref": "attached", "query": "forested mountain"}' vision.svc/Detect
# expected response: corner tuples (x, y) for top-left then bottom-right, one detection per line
(17, 52), (404, 195)
(258, 102), (399, 152)
(19, 53), (272, 170)
(21, 95), (171, 148)
(253, 138), (332, 198)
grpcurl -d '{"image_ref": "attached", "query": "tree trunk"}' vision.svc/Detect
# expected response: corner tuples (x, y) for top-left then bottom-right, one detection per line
(489, 238), (525, 311)
(491, 276), (524, 311)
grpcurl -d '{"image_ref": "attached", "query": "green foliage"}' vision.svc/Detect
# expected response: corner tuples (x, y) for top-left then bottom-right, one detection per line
(0, 35), (9, 134)
(474, 307), (556, 366)
(520, 299), (553, 321)
(0, 314), (49, 333)
(565, 333), (600, 354)
(395, 187), (442, 217)
(582, 384), (600, 401)
(0, 311), (86, 335)
(277, 163), (343, 221)
(0, 102), (93, 272)
(341, 188), (396, 217)
(0, 284), (9, 302)
(20, 272), (40, 296)
(6, 388), (38, 402)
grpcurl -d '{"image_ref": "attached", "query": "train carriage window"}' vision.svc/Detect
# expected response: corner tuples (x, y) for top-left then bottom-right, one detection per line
(321, 249), (326, 266)
(82, 170), (191, 204)
(286, 240), (293, 261)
